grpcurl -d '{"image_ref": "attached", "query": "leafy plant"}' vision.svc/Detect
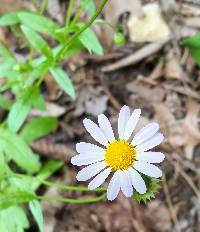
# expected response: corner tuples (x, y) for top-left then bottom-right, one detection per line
(0, 0), (107, 231)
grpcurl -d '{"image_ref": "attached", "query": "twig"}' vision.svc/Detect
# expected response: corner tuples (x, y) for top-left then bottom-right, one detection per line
(101, 37), (171, 72)
(162, 174), (181, 232)
(31, 140), (74, 161)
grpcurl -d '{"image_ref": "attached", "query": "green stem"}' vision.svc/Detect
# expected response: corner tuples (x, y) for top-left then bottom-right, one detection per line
(37, 193), (107, 204)
(56, 0), (108, 61)
(39, 0), (48, 14)
(65, 0), (74, 29)
(13, 173), (107, 192)
(41, 179), (107, 192)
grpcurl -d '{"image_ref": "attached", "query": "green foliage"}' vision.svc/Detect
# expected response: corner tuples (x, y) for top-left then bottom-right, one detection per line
(0, 128), (40, 173)
(133, 176), (161, 203)
(182, 32), (200, 65)
(21, 25), (53, 58)
(78, 24), (103, 55)
(81, 0), (96, 16)
(8, 87), (41, 132)
(20, 116), (58, 144)
(50, 67), (75, 98)
(0, 206), (29, 232)
(0, 1), (106, 231)
(29, 200), (44, 232)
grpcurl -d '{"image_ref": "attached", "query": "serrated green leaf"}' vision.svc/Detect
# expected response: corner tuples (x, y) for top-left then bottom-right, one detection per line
(17, 12), (63, 42)
(20, 116), (58, 144)
(21, 25), (52, 58)
(0, 206), (29, 232)
(133, 176), (161, 203)
(29, 200), (43, 232)
(8, 86), (40, 132)
(0, 12), (20, 26)
(0, 95), (12, 110)
(0, 128), (40, 173)
(78, 25), (103, 55)
(50, 67), (75, 99)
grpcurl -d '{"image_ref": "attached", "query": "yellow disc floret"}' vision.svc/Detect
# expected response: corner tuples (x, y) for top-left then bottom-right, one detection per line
(105, 140), (136, 171)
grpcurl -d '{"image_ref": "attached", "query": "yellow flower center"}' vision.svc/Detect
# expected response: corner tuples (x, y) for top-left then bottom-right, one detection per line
(105, 140), (136, 171)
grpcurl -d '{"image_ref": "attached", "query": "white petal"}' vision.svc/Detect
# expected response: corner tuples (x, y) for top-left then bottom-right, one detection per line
(76, 142), (105, 155)
(136, 151), (165, 163)
(132, 122), (159, 146)
(83, 119), (108, 146)
(118, 105), (131, 139)
(76, 161), (107, 181)
(107, 171), (121, 201)
(128, 168), (146, 194)
(71, 154), (104, 166)
(136, 133), (164, 152)
(119, 171), (133, 197)
(134, 161), (162, 178)
(98, 114), (115, 143)
(88, 168), (111, 190)
(123, 109), (141, 141)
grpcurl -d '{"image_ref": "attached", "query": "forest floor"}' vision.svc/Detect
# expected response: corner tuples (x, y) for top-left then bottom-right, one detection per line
(0, 0), (200, 232)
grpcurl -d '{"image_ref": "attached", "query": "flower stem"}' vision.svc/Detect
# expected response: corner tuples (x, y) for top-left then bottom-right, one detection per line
(65, 0), (74, 29)
(37, 193), (107, 204)
(56, 0), (108, 61)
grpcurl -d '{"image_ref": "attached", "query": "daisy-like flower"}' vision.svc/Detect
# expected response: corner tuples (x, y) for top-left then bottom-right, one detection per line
(71, 106), (165, 201)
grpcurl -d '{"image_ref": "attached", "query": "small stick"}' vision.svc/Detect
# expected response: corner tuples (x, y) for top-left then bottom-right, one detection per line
(101, 37), (171, 72)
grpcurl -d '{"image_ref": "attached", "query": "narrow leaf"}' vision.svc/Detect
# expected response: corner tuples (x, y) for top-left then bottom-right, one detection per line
(78, 25), (103, 55)
(0, 12), (20, 26)
(20, 116), (58, 144)
(8, 86), (40, 132)
(17, 12), (63, 41)
(50, 67), (75, 99)
(0, 128), (40, 173)
(29, 200), (44, 232)
(21, 25), (52, 58)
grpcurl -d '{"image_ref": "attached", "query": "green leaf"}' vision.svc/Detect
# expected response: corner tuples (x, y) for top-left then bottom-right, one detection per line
(29, 200), (44, 232)
(0, 128), (40, 173)
(0, 187), (36, 209)
(0, 150), (11, 180)
(32, 160), (63, 190)
(21, 25), (53, 58)
(20, 116), (58, 144)
(81, 0), (96, 16)
(133, 176), (161, 203)
(0, 12), (20, 26)
(0, 95), (12, 110)
(190, 48), (200, 65)
(182, 32), (200, 48)
(33, 93), (46, 111)
(25, 61), (49, 87)
(0, 43), (13, 58)
(8, 86), (41, 132)
(0, 206), (29, 232)
(0, 59), (17, 78)
(78, 25), (103, 55)
(17, 12), (63, 42)
(50, 67), (75, 99)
